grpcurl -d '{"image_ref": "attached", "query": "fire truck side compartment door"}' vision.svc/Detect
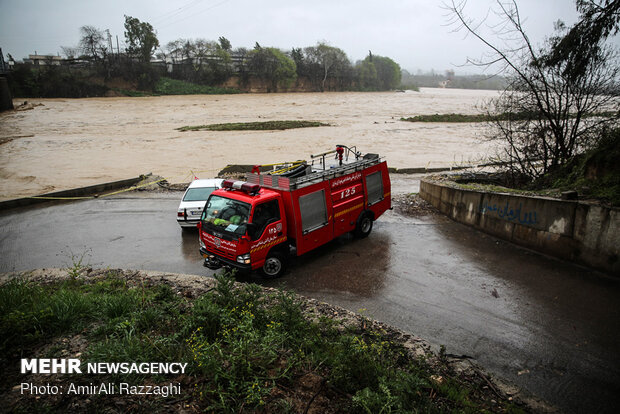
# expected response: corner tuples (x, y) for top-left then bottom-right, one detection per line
(365, 170), (384, 206)
(296, 188), (332, 255)
(299, 189), (328, 233)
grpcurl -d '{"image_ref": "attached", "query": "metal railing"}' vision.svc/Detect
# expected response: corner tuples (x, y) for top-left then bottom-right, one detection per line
(247, 154), (382, 191)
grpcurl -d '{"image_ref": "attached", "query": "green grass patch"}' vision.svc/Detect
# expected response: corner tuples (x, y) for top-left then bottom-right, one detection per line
(402, 113), (492, 123)
(177, 120), (329, 132)
(397, 83), (420, 92)
(401, 111), (618, 123)
(154, 77), (240, 95)
(455, 182), (560, 198)
(1, 272), (520, 413)
(112, 88), (151, 97)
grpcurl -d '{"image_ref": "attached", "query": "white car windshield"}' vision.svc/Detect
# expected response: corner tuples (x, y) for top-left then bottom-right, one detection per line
(183, 187), (217, 202)
(202, 195), (250, 237)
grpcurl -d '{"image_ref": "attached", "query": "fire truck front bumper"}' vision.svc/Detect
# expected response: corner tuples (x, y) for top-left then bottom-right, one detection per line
(200, 247), (252, 272)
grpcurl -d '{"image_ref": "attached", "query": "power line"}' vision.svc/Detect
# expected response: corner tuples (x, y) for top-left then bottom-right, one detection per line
(156, 0), (232, 30)
(150, 0), (206, 25)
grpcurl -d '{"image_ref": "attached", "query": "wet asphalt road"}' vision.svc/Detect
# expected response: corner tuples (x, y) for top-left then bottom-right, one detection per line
(1, 189), (619, 413)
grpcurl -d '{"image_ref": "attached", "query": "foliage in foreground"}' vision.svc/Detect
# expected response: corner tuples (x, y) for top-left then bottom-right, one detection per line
(1, 272), (523, 413)
(531, 127), (620, 206)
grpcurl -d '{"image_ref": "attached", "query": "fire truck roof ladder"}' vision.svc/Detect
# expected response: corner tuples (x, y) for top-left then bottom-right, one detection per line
(247, 153), (382, 191)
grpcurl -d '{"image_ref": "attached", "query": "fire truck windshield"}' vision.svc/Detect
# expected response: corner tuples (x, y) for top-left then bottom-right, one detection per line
(201, 195), (250, 238)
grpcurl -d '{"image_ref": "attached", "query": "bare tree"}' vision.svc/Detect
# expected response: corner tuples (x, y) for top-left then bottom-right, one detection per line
(446, 0), (620, 179)
(60, 46), (79, 59)
(79, 26), (107, 61)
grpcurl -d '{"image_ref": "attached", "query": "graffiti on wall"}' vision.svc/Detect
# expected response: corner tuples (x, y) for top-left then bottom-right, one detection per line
(480, 201), (538, 225)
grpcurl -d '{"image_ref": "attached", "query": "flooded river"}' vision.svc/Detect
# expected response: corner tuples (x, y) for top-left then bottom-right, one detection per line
(0, 88), (499, 200)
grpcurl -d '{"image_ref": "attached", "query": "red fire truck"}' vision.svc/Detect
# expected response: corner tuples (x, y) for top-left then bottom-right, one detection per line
(198, 146), (391, 277)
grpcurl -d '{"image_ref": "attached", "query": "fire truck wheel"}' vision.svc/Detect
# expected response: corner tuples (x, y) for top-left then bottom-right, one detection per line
(261, 252), (287, 278)
(354, 213), (373, 238)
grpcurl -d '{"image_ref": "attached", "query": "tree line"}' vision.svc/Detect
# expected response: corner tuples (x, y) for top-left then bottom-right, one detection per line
(7, 15), (402, 97)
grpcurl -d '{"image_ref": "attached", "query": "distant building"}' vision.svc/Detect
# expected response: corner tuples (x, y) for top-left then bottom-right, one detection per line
(24, 54), (63, 66)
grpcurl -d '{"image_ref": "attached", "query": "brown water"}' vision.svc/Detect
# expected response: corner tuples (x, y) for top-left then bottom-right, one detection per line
(0, 88), (499, 200)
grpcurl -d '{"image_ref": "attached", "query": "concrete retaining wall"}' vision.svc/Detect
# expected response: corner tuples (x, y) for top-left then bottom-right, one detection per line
(0, 176), (144, 211)
(420, 179), (620, 276)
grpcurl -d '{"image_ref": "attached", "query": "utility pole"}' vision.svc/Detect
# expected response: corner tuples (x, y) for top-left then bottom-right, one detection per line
(106, 29), (113, 55)
(116, 36), (120, 56)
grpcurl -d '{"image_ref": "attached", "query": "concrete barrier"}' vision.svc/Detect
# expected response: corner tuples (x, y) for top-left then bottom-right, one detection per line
(420, 179), (620, 276)
(0, 176), (145, 211)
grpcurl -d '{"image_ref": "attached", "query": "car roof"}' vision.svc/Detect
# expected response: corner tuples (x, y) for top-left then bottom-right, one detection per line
(187, 178), (224, 189)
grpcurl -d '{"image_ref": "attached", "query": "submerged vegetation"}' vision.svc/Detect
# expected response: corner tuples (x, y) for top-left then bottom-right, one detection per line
(1, 271), (524, 413)
(401, 111), (618, 123)
(177, 120), (329, 132)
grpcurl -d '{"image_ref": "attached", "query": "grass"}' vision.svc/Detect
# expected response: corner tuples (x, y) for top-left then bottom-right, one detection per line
(397, 83), (420, 91)
(154, 77), (240, 95)
(455, 182), (560, 198)
(112, 88), (151, 97)
(1, 271), (524, 413)
(401, 111), (618, 123)
(177, 120), (330, 132)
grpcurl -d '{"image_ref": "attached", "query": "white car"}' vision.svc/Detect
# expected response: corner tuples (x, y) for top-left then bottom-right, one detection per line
(177, 178), (224, 229)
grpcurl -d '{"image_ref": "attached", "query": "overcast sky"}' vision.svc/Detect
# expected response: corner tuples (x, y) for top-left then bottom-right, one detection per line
(0, 0), (610, 74)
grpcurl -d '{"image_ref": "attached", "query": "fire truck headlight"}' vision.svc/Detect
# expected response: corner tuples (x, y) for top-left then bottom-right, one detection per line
(236, 253), (251, 265)
(199, 238), (206, 249)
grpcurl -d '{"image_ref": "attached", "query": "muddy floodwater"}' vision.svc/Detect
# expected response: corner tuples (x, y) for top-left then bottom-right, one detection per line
(0, 88), (499, 200)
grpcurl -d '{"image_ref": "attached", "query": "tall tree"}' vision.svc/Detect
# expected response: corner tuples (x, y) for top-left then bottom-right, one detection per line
(124, 15), (159, 62)
(218, 36), (232, 51)
(303, 43), (351, 91)
(356, 54), (401, 91)
(248, 46), (297, 91)
(542, 0), (620, 79)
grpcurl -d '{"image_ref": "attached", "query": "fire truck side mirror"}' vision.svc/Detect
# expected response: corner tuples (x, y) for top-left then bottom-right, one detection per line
(246, 223), (258, 240)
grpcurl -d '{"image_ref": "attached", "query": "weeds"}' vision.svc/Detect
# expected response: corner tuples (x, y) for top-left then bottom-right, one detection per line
(64, 249), (91, 279)
(154, 77), (240, 95)
(1, 272), (517, 413)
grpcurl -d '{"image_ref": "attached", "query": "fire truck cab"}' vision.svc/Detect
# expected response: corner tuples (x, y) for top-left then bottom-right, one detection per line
(198, 147), (391, 278)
